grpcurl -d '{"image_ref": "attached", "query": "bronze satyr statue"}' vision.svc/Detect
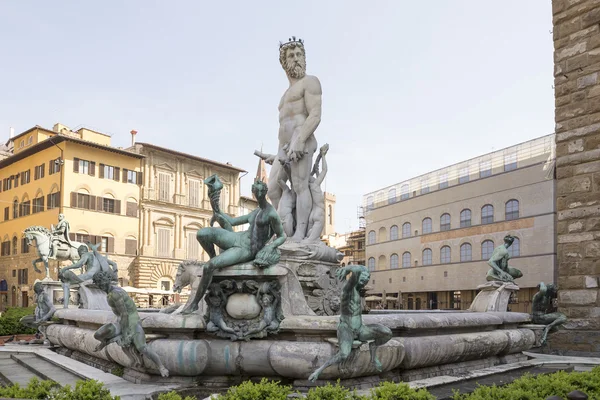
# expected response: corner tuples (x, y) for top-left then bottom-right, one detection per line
(92, 271), (169, 377)
(486, 235), (523, 282)
(308, 265), (392, 382)
(181, 179), (286, 314)
(532, 282), (567, 345)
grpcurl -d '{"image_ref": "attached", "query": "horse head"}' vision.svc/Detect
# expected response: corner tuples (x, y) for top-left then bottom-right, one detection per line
(23, 226), (51, 247)
(173, 259), (203, 293)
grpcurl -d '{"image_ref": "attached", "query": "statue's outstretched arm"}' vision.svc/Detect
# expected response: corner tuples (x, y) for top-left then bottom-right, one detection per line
(225, 212), (252, 227)
(63, 255), (88, 271)
(254, 150), (276, 165)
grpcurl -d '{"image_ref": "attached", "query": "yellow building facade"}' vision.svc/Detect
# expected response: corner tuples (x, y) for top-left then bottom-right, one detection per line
(0, 124), (143, 309)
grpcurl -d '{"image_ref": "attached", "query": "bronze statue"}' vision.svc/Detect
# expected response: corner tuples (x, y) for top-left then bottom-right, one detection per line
(20, 282), (56, 330)
(486, 235), (523, 282)
(92, 271), (169, 377)
(308, 265), (392, 382)
(532, 282), (567, 344)
(181, 179), (286, 314)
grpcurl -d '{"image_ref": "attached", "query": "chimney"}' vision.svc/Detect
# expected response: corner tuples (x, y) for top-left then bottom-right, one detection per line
(9, 127), (14, 138)
(130, 130), (137, 146)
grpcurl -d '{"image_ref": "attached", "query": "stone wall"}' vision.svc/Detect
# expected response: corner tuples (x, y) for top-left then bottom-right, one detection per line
(552, 0), (600, 355)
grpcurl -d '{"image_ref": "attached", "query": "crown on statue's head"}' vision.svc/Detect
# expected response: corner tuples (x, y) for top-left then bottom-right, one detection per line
(279, 36), (304, 49)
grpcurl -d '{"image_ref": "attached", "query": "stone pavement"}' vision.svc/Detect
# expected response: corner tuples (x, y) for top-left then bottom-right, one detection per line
(0, 344), (178, 400)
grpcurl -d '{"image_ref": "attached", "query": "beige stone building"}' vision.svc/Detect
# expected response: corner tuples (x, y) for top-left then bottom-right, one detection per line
(127, 142), (246, 303)
(552, 0), (600, 355)
(363, 134), (555, 313)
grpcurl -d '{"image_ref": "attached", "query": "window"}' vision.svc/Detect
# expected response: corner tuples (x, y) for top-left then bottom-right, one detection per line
(49, 158), (61, 175)
(508, 237), (520, 257)
(34, 164), (45, 180)
(27, 136), (33, 145)
(420, 178), (429, 194)
(390, 254), (399, 269)
(390, 225), (398, 240)
(422, 218), (432, 234)
(158, 173), (171, 202)
(402, 252), (411, 268)
(125, 169), (138, 184)
(504, 153), (517, 171)
(422, 248), (432, 265)
(460, 209), (471, 228)
(482, 240), (495, 260)
(21, 238), (29, 254)
(12, 200), (18, 219)
(126, 201), (138, 217)
(12, 237), (17, 255)
(47, 192), (60, 210)
(79, 159), (89, 174)
(505, 200), (519, 220)
(76, 193), (91, 209)
(17, 269), (28, 285)
(402, 222), (411, 238)
(459, 167), (469, 184)
(157, 228), (171, 257)
(102, 198), (115, 213)
(440, 246), (451, 263)
(440, 213), (451, 231)
(460, 243), (472, 261)
(479, 160), (491, 178)
(20, 201), (31, 216)
(451, 291), (461, 309)
(32, 197), (44, 214)
(4, 207), (8, 221)
(189, 179), (201, 207)
(73, 158), (95, 176)
(400, 184), (409, 200)
(367, 230), (376, 245)
(21, 170), (30, 185)
(368, 257), (376, 271)
(160, 281), (171, 291)
(125, 239), (138, 255)
(187, 231), (200, 259)
(76, 233), (90, 243)
(481, 204), (494, 224)
(99, 237), (109, 252)
(1, 241), (10, 256)
(438, 173), (448, 189)
(388, 188), (396, 204)
(366, 196), (374, 210)
(101, 164), (115, 180)
(14, 173), (19, 188)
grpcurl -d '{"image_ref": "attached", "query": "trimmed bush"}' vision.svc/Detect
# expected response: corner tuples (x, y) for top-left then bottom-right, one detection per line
(452, 366), (600, 399)
(0, 377), (119, 399)
(216, 378), (293, 400)
(0, 306), (37, 335)
(0, 377), (58, 399)
(306, 381), (367, 400)
(157, 391), (197, 400)
(370, 381), (435, 400)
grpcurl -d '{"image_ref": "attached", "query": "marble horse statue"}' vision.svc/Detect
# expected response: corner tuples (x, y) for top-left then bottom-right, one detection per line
(24, 225), (87, 279)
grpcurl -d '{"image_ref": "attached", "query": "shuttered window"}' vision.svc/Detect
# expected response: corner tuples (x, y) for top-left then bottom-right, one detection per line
(187, 231), (199, 259)
(157, 228), (171, 257)
(125, 239), (137, 255)
(158, 173), (171, 202)
(126, 202), (138, 217)
(47, 192), (60, 210)
(188, 179), (200, 207)
(32, 197), (44, 214)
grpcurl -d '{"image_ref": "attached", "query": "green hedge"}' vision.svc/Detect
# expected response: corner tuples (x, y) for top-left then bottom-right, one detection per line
(0, 377), (118, 399)
(0, 306), (37, 336)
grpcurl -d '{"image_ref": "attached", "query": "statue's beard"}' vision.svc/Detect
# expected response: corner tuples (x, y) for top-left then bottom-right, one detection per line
(285, 60), (306, 79)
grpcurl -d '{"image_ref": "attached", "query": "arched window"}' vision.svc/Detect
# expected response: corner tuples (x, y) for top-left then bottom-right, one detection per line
(440, 213), (451, 231)
(378, 227), (387, 242)
(482, 205), (494, 224)
(460, 209), (471, 228)
(368, 230), (376, 245)
(402, 222), (411, 238)
(400, 184), (409, 200)
(368, 257), (376, 271)
(505, 200), (519, 220)
(390, 225), (399, 240)
(390, 254), (399, 269)
(482, 240), (495, 260)
(12, 237), (17, 255)
(460, 243), (472, 261)
(388, 188), (396, 204)
(402, 252), (411, 268)
(422, 218), (432, 234)
(508, 237), (520, 257)
(13, 200), (18, 219)
(440, 246), (451, 263)
(422, 248), (432, 265)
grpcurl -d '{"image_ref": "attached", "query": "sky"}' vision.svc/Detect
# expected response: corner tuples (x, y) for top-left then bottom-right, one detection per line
(0, 1), (555, 233)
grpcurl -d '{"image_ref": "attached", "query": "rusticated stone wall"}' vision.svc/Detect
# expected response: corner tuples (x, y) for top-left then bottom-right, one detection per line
(552, 0), (600, 355)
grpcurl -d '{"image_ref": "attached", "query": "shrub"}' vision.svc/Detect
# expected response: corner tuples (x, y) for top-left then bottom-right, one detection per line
(370, 381), (435, 400)
(216, 378), (293, 400)
(0, 377), (58, 399)
(306, 380), (367, 400)
(157, 391), (197, 400)
(0, 378), (119, 400)
(0, 306), (37, 335)
(452, 366), (600, 399)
